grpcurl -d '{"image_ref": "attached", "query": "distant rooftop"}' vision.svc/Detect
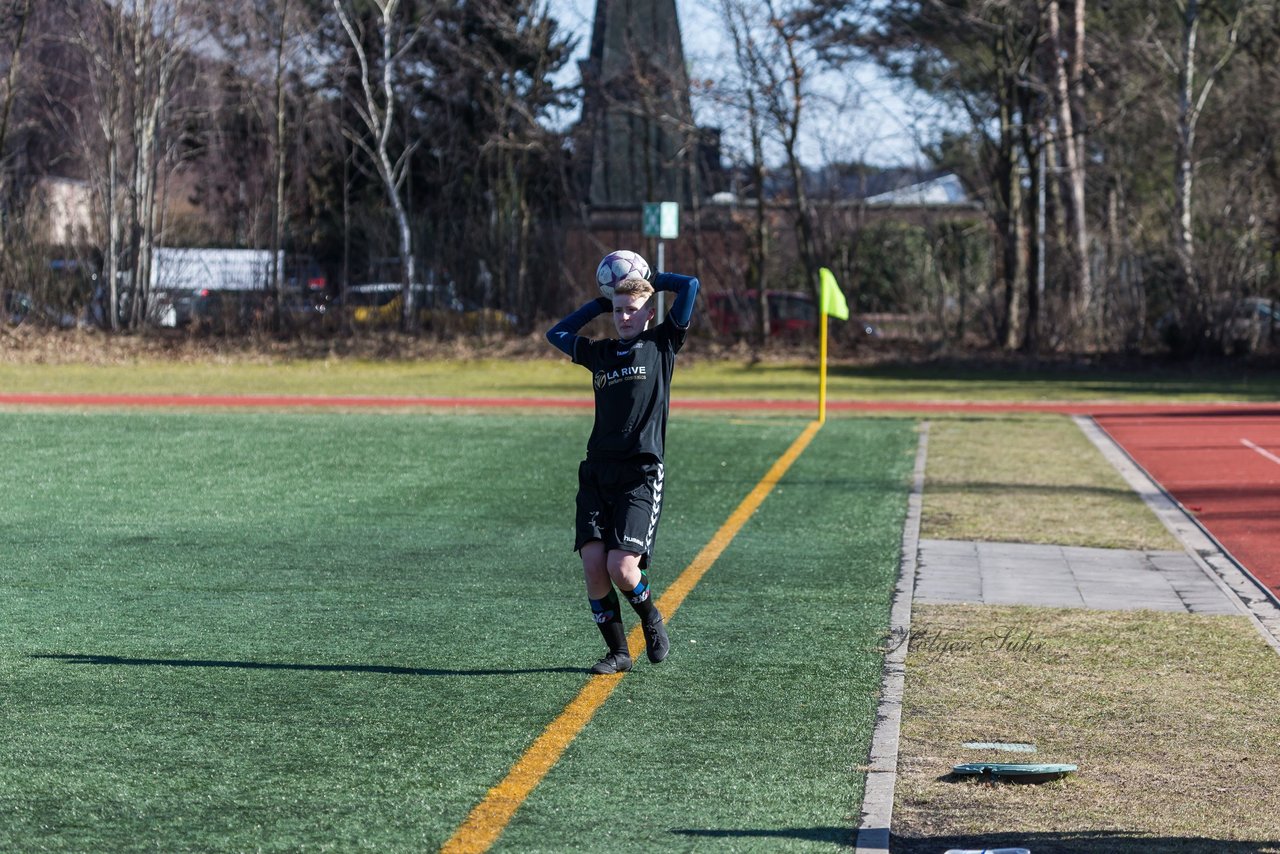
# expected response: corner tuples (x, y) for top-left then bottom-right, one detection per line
(714, 167), (975, 208)
(864, 173), (970, 206)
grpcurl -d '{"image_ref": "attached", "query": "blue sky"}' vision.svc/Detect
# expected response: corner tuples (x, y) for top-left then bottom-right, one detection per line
(545, 0), (933, 167)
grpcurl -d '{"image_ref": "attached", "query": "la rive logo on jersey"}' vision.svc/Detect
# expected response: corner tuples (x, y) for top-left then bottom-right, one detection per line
(594, 365), (648, 389)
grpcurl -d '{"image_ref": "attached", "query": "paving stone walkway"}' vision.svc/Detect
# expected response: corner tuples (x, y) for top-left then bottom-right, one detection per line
(914, 539), (1244, 615)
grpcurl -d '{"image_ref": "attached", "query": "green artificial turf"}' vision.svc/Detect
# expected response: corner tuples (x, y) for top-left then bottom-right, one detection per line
(0, 410), (916, 851)
(497, 416), (919, 852)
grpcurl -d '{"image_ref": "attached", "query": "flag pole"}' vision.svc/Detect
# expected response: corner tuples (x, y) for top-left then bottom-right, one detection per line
(816, 267), (849, 424)
(818, 302), (829, 424)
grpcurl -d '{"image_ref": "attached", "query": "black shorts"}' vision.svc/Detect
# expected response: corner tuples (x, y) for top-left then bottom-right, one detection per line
(575, 456), (665, 567)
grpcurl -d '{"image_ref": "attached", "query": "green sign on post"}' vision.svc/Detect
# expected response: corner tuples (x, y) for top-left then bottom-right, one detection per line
(643, 202), (679, 239)
(642, 203), (660, 237)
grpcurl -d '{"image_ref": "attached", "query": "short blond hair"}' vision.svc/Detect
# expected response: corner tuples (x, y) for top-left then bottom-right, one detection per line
(614, 278), (654, 300)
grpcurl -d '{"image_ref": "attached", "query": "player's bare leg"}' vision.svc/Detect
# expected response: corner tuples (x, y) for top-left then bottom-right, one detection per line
(609, 549), (669, 664)
(581, 541), (631, 674)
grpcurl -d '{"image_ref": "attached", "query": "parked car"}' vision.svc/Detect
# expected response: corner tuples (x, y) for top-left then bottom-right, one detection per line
(706, 290), (812, 340)
(150, 288), (253, 329)
(2, 289), (78, 328)
(1223, 297), (1277, 354)
(277, 291), (334, 331)
(344, 282), (414, 327)
(1158, 297), (1277, 356)
(343, 283), (517, 332)
(705, 289), (877, 340)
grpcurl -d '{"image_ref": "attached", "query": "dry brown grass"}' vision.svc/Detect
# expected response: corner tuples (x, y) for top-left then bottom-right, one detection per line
(922, 414), (1180, 550)
(893, 604), (1280, 853)
(0, 324), (553, 365)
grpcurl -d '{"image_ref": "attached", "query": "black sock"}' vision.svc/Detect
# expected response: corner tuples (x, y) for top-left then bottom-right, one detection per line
(622, 570), (658, 623)
(590, 590), (627, 654)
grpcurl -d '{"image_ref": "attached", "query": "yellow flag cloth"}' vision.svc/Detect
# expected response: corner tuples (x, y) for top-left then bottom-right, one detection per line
(819, 267), (849, 321)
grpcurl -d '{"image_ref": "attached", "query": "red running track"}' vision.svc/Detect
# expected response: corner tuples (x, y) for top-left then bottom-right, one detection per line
(1097, 412), (1280, 598)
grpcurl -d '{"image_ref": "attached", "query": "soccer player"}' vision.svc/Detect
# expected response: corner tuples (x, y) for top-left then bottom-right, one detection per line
(546, 260), (700, 674)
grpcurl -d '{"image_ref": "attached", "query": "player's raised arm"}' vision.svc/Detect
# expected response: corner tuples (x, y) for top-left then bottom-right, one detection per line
(654, 273), (699, 327)
(546, 297), (613, 358)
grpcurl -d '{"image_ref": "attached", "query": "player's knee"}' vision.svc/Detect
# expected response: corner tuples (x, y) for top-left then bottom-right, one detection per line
(607, 550), (643, 584)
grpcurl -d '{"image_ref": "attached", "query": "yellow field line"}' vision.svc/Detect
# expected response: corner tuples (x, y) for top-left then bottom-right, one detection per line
(440, 419), (824, 854)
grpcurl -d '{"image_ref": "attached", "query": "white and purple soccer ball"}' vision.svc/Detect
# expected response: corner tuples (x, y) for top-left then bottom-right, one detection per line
(595, 250), (651, 298)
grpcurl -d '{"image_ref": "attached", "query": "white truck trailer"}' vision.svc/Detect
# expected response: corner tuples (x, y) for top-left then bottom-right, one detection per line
(150, 248), (283, 327)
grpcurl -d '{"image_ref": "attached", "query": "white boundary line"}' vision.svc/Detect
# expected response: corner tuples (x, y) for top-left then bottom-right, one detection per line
(855, 421), (929, 854)
(1243, 437), (1280, 467)
(1076, 415), (1280, 655)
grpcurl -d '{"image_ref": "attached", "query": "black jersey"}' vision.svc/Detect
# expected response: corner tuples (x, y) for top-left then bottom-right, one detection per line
(573, 316), (688, 462)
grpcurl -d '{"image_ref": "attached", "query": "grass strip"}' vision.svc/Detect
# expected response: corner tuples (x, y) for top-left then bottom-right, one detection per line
(921, 414), (1178, 550)
(893, 604), (1280, 854)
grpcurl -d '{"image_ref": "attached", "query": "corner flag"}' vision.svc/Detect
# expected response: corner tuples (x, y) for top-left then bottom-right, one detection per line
(819, 267), (849, 321)
(817, 267), (849, 423)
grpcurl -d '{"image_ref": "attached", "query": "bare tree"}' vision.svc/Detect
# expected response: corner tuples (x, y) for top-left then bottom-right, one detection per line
(269, 0), (290, 304)
(202, 0), (318, 315)
(828, 0), (1042, 348)
(68, 2), (128, 329)
(716, 0), (825, 305)
(128, 0), (193, 327)
(717, 0), (774, 346)
(1045, 0), (1090, 324)
(451, 0), (575, 324)
(64, 0), (198, 330)
(0, 0), (34, 253)
(764, 0), (822, 296)
(1170, 0), (1241, 301)
(331, 0), (425, 332)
